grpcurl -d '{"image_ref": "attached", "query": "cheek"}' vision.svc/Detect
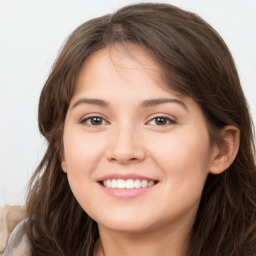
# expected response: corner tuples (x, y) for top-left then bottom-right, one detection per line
(155, 126), (210, 168)
(63, 132), (105, 214)
(62, 131), (105, 202)
(63, 130), (107, 173)
(149, 127), (211, 192)
(145, 130), (211, 222)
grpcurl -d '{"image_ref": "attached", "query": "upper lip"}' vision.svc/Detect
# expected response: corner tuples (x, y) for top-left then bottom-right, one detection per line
(97, 173), (158, 182)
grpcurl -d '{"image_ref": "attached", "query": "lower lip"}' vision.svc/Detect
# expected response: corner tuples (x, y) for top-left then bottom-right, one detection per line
(99, 184), (156, 199)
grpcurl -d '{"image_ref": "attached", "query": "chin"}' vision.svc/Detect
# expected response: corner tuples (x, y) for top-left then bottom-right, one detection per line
(94, 209), (162, 234)
(100, 220), (155, 234)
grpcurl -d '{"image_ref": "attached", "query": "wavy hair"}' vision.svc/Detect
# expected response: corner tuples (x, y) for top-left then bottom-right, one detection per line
(26, 3), (256, 255)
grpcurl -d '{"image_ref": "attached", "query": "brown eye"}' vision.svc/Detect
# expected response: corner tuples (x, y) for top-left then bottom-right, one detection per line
(81, 116), (107, 126)
(155, 117), (168, 125)
(148, 116), (176, 126)
(90, 117), (104, 125)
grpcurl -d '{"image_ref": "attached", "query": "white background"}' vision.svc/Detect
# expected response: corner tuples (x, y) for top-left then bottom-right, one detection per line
(0, 0), (255, 205)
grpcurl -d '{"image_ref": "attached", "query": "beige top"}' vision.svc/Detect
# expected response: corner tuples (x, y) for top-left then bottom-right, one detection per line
(0, 205), (103, 256)
(1, 219), (31, 256)
(0, 206), (29, 256)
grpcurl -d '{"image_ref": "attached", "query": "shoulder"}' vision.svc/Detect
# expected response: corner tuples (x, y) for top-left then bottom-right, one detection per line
(0, 205), (31, 256)
(2, 219), (31, 256)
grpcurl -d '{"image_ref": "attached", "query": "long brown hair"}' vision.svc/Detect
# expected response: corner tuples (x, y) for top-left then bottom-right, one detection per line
(26, 3), (256, 255)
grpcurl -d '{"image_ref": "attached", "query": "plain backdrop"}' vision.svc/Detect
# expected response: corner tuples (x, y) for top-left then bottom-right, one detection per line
(0, 0), (255, 205)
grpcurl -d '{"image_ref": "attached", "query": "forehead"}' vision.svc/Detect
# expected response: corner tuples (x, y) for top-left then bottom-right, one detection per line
(84, 43), (160, 73)
(74, 43), (176, 97)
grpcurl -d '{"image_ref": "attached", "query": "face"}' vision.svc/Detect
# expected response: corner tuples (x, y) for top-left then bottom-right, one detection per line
(61, 44), (216, 234)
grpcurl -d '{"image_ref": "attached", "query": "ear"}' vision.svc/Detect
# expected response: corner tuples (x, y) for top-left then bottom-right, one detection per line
(59, 152), (68, 173)
(209, 126), (240, 175)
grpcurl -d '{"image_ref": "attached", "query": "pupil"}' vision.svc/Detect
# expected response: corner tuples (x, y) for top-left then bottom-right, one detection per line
(156, 117), (166, 125)
(92, 117), (102, 125)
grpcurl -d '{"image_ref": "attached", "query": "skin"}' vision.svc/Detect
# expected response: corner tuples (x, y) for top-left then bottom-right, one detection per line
(61, 44), (239, 256)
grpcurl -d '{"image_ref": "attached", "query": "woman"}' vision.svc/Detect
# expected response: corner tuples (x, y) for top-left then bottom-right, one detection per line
(2, 3), (256, 256)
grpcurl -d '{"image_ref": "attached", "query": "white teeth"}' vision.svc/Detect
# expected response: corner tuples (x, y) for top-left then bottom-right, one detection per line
(134, 179), (142, 188)
(102, 179), (156, 189)
(117, 179), (126, 188)
(148, 181), (154, 187)
(107, 180), (111, 188)
(126, 179), (134, 189)
(141, 180), (148, 188)
(111, 179), (117, 188)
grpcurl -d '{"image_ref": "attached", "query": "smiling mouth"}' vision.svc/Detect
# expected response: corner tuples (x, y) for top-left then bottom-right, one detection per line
(99, 179), (158, 189)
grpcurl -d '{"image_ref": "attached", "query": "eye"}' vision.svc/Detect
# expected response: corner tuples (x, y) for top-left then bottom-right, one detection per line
(80, 116), (108, 126)
(147, 116), (176, 126)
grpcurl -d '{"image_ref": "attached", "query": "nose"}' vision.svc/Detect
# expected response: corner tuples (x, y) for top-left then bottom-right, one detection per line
(106, 123), (146, 164)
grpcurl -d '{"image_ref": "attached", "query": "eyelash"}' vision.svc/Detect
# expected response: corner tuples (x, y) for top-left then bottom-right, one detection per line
(80, 115), (177, 127)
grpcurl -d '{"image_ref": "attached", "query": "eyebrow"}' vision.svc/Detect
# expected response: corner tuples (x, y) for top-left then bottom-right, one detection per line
(72, 98), (109, 109)
(141, 98), (188, 110)
(71, 97), (187, 110)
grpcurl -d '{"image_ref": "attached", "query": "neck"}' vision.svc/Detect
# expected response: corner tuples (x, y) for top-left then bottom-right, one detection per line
(98, 221), (191, 256)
